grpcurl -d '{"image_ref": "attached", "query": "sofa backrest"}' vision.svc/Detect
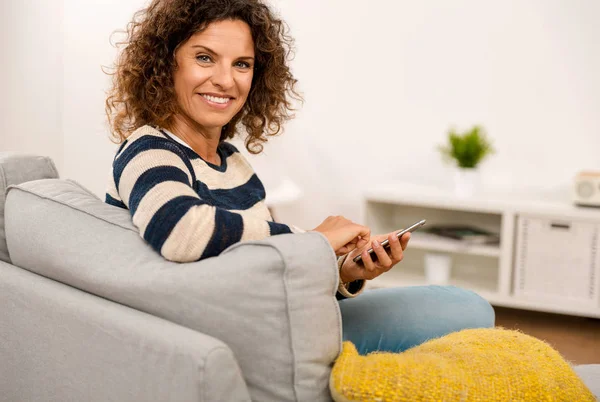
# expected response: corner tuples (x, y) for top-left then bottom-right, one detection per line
(4, 177), (341, 402)
(0, 154), (58, 263)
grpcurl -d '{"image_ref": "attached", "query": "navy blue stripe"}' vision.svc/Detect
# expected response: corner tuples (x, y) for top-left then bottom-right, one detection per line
(143, 196), (207, 254)
(207, 142), (238, 172)
(113, 136), (195, 190)
(195, 174), (265, 211)
(268, 221), (293, 235)
(159, 131), (202, 162)
(105, 193), (127, 209)
(182, 141), (236, 172)
(219, 141), (238, 158)
(114, 139), (128, 162)
(160, 131), (238, 172)
(200, 208), (244, 260)
(129, 166), (191, 215)
(207, 145), (228, 172)
(180, 145), (204, 162)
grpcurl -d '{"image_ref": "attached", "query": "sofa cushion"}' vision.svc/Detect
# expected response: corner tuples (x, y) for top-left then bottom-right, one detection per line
(330, 329), (597, 401)
(5, 178), (342, 402)
(574, 365), (600, 399)
(0, 154), (58, 263)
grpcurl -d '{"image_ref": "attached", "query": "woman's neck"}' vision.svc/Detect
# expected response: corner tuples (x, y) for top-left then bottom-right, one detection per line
(167, 114), (222, 165)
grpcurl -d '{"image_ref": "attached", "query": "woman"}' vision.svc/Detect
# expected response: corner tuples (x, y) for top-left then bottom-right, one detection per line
(105, 0), (494, 355)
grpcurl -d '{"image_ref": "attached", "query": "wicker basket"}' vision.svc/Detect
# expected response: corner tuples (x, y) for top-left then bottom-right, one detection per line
(514, 214), (599, 307)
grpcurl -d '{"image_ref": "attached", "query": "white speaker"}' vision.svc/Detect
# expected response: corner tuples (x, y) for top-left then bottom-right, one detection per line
(573, 171), (600, 207)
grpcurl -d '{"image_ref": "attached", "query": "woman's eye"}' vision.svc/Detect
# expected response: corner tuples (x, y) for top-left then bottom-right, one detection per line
(235, 61), (251, 69)
(196, 55), (212, 63)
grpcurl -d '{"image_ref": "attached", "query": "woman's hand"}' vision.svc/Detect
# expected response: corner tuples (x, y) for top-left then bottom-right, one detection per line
(312, 216), (371, 256)
(340, 231), (411, 283)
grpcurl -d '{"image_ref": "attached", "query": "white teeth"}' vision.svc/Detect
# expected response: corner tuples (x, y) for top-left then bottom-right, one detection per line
(202, 94), (230, 104)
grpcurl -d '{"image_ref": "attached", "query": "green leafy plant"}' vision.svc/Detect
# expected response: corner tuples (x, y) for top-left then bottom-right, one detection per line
(438, 125), (495, 168)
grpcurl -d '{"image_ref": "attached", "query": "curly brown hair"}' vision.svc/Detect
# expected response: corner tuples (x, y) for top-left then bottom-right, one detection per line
(105, 0), (301, 153)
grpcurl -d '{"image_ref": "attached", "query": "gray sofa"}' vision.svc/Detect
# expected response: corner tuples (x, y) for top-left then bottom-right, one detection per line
(0, 154), (598, 402)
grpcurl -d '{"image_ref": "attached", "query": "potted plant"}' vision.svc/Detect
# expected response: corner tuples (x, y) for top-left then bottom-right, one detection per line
(438, 125), (494, 196)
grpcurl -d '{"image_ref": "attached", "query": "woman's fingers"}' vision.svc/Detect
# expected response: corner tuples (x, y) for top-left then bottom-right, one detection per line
(360, 249), (378, 279)
(335, 245), (350, 256)
(312, 216), (371, 255)
(337, 225), (370, 255)
(342, 231), (411, 282)
(357, 240), (389, 280)
(388, 233), (405, 262)
(399, 232), (411, 250)
(371, 239), (392, 268)
(335, 227), (370, 255)
(354, 225), (371, 248)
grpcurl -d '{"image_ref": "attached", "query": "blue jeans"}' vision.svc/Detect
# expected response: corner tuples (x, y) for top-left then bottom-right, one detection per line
(339, 286), (495, 355)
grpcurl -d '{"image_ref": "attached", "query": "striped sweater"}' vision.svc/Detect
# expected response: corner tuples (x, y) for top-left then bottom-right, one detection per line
(105, 125), (296, 262)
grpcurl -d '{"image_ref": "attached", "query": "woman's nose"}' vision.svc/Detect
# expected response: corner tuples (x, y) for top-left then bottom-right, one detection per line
(211, 63), (234, 90)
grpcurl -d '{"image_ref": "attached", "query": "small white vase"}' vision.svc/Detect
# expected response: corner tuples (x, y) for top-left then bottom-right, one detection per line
(424, 252), (452, 285)
(453, 167), (480, 197)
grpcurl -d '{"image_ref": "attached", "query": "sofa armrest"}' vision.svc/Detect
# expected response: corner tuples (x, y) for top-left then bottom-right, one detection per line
(5, 179), (342, 402)
(0, 153), (58, 264)
(217, 232), (343, 401)
(0, 260), (251, 402)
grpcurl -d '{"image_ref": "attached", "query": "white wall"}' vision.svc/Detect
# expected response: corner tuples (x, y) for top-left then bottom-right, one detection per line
(268, 0), (600, 228)
(2, 0), (599, 230)
(62, 0), (145, 195)
(0, 0), (64, 173)
(0, 0), (142, 193)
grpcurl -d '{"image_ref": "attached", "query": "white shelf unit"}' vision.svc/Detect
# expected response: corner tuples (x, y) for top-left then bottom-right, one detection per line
(362, 182), (600, 319)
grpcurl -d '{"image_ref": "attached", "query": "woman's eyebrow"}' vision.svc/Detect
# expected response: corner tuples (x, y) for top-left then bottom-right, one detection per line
(191, 45), (217, 55)
(191, 45), (254, 60)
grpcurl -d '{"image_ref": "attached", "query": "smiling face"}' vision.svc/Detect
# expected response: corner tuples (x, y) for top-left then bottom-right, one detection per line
(172, 19), (255, 135)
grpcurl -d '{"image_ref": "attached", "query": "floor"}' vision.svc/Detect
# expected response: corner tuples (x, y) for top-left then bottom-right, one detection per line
(494, 306), (600, 365)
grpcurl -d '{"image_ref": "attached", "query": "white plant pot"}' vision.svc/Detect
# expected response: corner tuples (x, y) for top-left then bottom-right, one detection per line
(453, 167), (480, 197)
(424, 253), (452, 285)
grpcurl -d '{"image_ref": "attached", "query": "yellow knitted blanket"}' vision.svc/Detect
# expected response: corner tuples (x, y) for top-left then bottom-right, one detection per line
(330, 328), (596, 402)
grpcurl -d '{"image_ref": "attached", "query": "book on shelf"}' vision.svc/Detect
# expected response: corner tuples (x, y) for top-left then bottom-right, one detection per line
(423, 225), (500, 245)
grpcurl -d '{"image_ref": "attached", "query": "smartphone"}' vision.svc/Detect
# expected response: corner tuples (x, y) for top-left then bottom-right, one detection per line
(352, 219), (426, 264)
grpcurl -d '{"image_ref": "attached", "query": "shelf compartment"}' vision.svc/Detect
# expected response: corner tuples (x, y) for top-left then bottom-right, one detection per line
(409, 232), (500, 258)
(364, 202), (503, 257)
(367, 249), (500, 296)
